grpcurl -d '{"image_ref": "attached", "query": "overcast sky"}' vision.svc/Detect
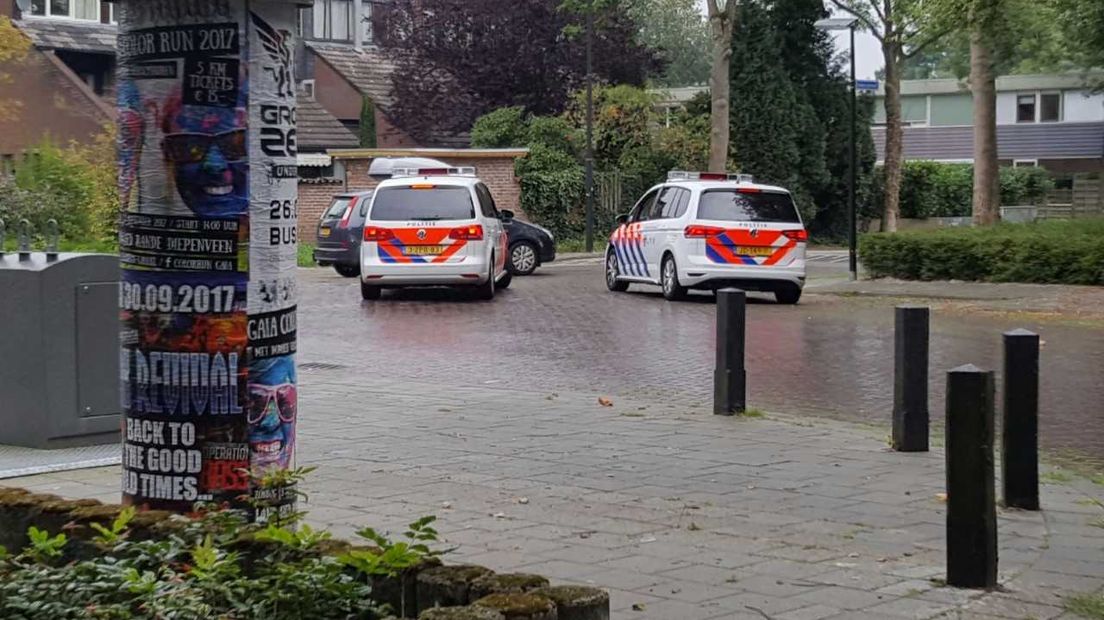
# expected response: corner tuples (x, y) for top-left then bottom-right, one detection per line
(694, 0), (884, 80)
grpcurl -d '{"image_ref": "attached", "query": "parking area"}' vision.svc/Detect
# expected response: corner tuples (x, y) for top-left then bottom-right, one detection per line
(302, 260), (1104, 462)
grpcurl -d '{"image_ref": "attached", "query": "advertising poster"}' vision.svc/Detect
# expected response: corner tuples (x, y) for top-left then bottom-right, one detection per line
(117, 0), (297, 516)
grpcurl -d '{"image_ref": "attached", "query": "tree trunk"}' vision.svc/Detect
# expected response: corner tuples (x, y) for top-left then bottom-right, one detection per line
(881, 40), (903, 233)
(970, 16), (1000, 225)
(708, 12), (731, 172)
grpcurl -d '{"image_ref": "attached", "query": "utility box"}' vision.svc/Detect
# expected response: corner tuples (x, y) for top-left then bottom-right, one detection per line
(0, 252), (121, 448)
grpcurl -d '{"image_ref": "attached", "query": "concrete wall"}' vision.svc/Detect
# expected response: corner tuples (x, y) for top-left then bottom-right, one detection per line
(0, 49), (112, 157)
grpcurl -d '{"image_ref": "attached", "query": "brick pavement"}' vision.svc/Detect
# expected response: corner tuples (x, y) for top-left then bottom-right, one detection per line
(10, 373), (1103, 619)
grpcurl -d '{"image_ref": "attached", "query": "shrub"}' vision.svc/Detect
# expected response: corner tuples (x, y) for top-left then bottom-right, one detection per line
(859, 219), (1104, 285)
(470, 106), (529, 148)
(519, 167), (586, 240)
(871, 161), (1054, 219)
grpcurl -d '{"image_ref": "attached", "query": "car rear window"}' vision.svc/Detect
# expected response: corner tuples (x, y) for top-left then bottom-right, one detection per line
(323, 197), (352, 219)
(697, 190), (801, 223)
(370, 186), (475, 221)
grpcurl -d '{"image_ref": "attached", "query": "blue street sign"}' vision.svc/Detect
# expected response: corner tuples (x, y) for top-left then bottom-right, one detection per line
(856, 80), (880, 92)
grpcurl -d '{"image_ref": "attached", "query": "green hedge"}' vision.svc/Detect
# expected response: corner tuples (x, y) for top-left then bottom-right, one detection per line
(859, 219), (1104, 285)
(872, 161), (1054, 219)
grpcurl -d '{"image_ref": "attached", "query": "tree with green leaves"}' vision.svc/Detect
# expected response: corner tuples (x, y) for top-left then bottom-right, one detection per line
(627, 0), (710, 87)
(0, 16), (30, 122)
(1057, 0), (1104, 89)
(705, 0), (739, 172)
(828, 0), (949, 232)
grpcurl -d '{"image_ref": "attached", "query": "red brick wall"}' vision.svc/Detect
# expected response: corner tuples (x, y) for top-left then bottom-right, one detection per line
(375, 110), (420, 149)
(343, 155), (524, 215)
(0, 50), (112, 157)
(298, 179), (346, 243)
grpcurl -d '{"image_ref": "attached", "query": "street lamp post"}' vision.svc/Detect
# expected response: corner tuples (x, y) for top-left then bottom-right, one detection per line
(815, 17), (859, 282)
(584, 4), (595, 253)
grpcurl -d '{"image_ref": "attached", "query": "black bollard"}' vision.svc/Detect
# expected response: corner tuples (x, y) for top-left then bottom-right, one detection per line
(893, 305), (930, 451)
(714, 288), (746, 416)
(945, 364), (998, 589)
(1003, 329), (1040, 510)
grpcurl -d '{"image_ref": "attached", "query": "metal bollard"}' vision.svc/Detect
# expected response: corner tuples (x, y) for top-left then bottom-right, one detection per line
(1003, 329), (1040, 510)
(945, 364), (998, 589)
(17, 219), (31, 261)
(714, 288), (746, 416)
(893, 305), (930, 451)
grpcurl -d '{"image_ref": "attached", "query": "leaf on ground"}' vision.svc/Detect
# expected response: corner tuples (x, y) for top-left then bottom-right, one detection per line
(935, 493), (948, 503)
(598, 396), (613, 407)
(631, 603), (646, 611)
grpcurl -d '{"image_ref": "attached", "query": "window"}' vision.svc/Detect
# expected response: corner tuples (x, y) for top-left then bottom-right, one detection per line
(369, 187), (475, 221)
(312, 0), (353, 41)
(1040, 93), (1061, 123)
(671, 189), (691, 218)
(1017, 94), (1037, 123)
(649, 187), (678, 219)
(1013, 159), (1038, 168)
(697, 190), (801, 223)
(475, 184), (498, 218)
(323, 197), (353, 219)
(29, 0), (99, 20)
(629, 189), (658, 222)
(361, 1), (373, 44)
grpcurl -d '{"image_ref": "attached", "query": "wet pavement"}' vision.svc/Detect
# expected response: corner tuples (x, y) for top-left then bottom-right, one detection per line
(298, 263), (1104, 463)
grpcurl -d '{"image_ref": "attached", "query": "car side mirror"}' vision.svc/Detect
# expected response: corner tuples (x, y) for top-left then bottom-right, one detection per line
(499, 210), (515, 221)
(616, 213), (629, 225)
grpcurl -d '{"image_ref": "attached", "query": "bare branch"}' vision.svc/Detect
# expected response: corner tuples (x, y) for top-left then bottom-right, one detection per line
(902, 25), (953, 59)
(828, 0), (886, 43)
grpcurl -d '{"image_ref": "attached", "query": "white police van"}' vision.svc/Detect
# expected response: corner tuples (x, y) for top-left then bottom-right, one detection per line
(605, 171), (808, 304)
(359, 167), (512, 300)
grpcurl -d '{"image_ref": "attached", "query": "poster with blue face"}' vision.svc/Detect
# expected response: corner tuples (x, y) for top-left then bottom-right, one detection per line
(116, 0), (298, 516)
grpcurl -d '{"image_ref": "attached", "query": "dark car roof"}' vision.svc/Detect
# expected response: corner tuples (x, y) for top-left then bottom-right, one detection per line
(332, 191), (375, 199)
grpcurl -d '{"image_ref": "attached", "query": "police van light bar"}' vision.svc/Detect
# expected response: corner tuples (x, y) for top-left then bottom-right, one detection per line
(668, 171), (754, 183)
(392, 166), (477, 178)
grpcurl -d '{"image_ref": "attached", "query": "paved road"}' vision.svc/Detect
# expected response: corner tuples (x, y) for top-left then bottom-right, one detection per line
(299, 260), (1104, 462)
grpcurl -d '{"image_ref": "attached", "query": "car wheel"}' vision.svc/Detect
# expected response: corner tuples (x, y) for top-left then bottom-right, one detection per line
(508, 241), (539, 276)
(661, 255), (687, 301)
(476, 260), (496, 301)
(496, 269), (513, 289)
(360, 280), (381, 300)
(775, 286), (802, 305)
(606, 250), (629, 292)
(334, 263), (360, 278)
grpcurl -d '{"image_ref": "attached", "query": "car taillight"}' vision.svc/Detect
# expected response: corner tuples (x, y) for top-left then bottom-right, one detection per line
(450, 225), (484, 240)
(684, 225), (724, 238)
(782, 229), (808, 242)
(363, 226), (394, 242)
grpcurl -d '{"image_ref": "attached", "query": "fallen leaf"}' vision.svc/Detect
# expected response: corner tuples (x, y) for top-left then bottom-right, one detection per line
(631, 603), (646, 611)
(492, 512), (507, 519)
(935, 493), (948, 503)
(517, 497), (529, 505)
(598, 396), (614, 407)
(688, 522), (701, 531)
(442, 501), (453, 509)
(847, 552), (859, 558)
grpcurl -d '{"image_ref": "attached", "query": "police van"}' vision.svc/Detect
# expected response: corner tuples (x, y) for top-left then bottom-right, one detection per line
(605, 171), (807, 304)
(359, 167), (512, 300)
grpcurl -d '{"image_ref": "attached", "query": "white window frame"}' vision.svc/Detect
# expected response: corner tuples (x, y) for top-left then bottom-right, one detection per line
(29, 0), (101, 21)
(1038, 91), (1063, 123)
(1016, 93), (1038, 124)
(1013, 159), (1039, 168)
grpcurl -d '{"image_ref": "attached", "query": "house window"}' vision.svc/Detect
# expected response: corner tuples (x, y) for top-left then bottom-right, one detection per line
(1016, 95), (1036, 123)
(361, 1), (373, 44)
(29, 0), (99, 20)
(1040, 93), (1061, 123)
(1013, 159), (1039, 168)
(312, 0), (353, 41)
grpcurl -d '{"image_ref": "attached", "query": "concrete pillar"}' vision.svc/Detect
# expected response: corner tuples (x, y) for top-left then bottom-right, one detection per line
(116, 0), (302, 519)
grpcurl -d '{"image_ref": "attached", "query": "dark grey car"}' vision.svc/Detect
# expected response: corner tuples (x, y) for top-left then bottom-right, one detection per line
(313, 191), (373, 277)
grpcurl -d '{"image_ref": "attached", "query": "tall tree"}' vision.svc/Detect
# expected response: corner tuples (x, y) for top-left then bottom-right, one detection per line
(968, 0), (1000, 225)
(627, 0), (710, 87)
(382, 0), (662, 142)
(827, 0), (947, 232)
(705, 0), (738, 172)
(1058, 0), (1104, 89)
(0, 16), (30, 122)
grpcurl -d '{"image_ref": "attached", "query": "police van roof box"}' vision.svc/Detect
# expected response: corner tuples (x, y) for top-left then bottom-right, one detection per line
(391, 166), (477, 178)
(668, 171), (754, 183)
(368, 157), (452, 180)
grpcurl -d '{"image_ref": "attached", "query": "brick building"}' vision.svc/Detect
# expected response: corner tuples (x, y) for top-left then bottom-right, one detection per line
(298, 148), (529, 243)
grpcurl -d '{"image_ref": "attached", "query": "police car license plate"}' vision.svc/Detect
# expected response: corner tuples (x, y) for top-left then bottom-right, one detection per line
(736, 246), (774, 256)
(319, 228), (331, 238)
(404, 245), (445, 256)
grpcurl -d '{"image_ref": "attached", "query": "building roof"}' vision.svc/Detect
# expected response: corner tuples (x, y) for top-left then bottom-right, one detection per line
(306, 41), (398, 109)
(878, 73), (1104, 97)
(14, 18), (117, 54)
(297, 97), (361, 151)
